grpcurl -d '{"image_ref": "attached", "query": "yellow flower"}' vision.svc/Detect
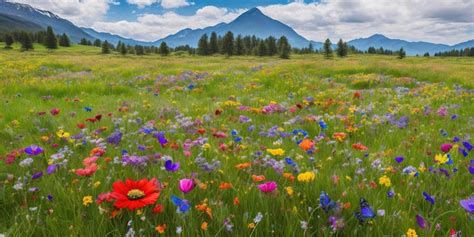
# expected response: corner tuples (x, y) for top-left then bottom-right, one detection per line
(82, 196), (93, 206)
(378, 175), (391, 187)
(155, 224), (167, 234)
(434, 153), (448, 165)
(285, 187), (294, 196)
(266, 148), (285, 156)
(202, 143), (210, 150)
(406, 228), (418, 237)
(93, 181), (101, 188)
(248, 223), (255, 229)
(56, 129), (70, 139)
(297, 171), (316, 182)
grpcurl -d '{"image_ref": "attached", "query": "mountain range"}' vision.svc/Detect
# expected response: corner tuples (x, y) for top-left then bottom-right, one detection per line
(0, 0), (473, 55)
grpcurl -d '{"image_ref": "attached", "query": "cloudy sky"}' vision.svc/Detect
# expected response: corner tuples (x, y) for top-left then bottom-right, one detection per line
(11, 0), (474, 45)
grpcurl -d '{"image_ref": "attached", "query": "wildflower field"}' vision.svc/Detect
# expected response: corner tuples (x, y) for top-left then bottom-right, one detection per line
(0, 43), (473, 236)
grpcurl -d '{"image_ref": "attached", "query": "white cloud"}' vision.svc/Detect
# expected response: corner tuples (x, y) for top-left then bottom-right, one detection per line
(126, 0), (158, 8)
(260, 0), (474, 44)
(126, 0), (193, 9)
(160, 0), (193, 9)
(11, 0), (112, 26)
(92, 6), (244, 41)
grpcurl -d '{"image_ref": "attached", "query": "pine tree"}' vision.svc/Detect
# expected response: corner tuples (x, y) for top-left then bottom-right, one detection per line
(209, 32), (218, 55)
(59, 33), (70, 47)
(257, 40), (267, 56)
(45, 26), (58, 49)
(101, 40), (110, 54)
(235, 35), (244, 55)
(197, 34), (209, 56)
(135, 45), (144, 55)
(159, 42), (169, 56)
(308, 43), (314, 53)
(94, 39), (102, 47)
(120, 43), (127, 55)
(20, 32), (33, 51)
(4, 34), (14, 49)
(222, 31), (234, 56)
(336, 39), (348, 57)
(266, 36), (277, 56)
(277, 36), (290, 59)
(323, 38), (332, 58)
(80, 38), (88, 45)
(398, 47), (406, 59)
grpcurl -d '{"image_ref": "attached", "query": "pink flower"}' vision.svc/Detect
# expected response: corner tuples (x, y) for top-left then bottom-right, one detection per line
(50, 108), (60, 116)
(440, 143), (452, 153)
(179, 178), (195, 194)
(258, 181), (277, 193)
(83, 156), (99, 166)
(75, 163), (98, 177)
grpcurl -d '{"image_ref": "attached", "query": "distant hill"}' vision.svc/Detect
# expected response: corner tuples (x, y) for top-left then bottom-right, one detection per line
(0, 13), (43, 32)
(347, 34), (474, 55)
(81, 28), (155, 46)
(0, 0), (92, 42)
(155, 8), (316, 48)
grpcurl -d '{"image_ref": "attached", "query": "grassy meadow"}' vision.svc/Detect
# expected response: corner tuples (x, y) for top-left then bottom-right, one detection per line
(0, 43), (473, 236)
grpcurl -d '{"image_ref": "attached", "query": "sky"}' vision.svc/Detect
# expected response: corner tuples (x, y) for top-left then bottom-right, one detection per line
(10, 0), (474, 45)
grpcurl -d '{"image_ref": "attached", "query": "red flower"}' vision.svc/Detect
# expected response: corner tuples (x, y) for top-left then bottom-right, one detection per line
(110, 178), (160, 210)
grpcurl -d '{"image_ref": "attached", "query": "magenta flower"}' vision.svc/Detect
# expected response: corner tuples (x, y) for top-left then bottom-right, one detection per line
(440, 143), (452, 153)
(460, 196), (474, 213)
(258, 181), (277, 193)
(179, 178), (195, 194)
(24, 145), (44, 156)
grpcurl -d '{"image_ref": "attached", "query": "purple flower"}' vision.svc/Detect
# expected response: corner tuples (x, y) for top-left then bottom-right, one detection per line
(46, 164), (57, 174)
(416, 214), (427, 229)
(121, 155), (149, 167)
(154, 132), (168, 146)
(440, 143), (452, 153)
(463, 141), (473, 151)
(107, 131), (122, 145)
(422, 192), (435, 205)
(395, 156), (404, 163)
(460, 196), (474, 213)
(47, 194), (53, 201)
(32, 171), (43, 180)
(24, 145), (44, 156)
(165, 160), (179, 172)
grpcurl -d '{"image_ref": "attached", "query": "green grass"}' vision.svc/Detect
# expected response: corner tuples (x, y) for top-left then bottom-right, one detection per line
(0, 44), (473, 236)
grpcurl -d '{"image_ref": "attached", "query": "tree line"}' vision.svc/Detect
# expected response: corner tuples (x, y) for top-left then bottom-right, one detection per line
(432, 48), (474, 57)
(195, 31), (291, 59)
(2, 26), (70, 50)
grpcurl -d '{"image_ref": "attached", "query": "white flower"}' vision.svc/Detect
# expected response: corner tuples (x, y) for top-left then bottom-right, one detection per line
(176, 226), (182, 235)
(19, 158), (34, 167)
(253, 212), (263, 223)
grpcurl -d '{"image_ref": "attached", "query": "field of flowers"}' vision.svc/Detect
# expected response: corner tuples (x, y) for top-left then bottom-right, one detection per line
(1, 44), (473, 236)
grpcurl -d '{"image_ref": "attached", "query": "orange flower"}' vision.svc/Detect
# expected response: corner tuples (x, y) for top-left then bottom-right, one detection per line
(332, 132), (347, 142)
(343, 202), (351, 209)
(152, 204), (164, 214)
(283, 172), (295, 182)
(201, 222), (208, 231)
(195, 203), (213, 218)
(352, 143), (368, 151)
(233, 197), (240, 206)
(235, 162), (252, 169)
(90, 147), (105, 156)
(219, 182), (232, 190)
(299, 139), (314, 151)
(251, 175), (266, 182)
(155, 224), (167, 234)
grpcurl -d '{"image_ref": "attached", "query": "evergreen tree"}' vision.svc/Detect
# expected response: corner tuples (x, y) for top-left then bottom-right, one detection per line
(80, 38), (88, 45)
(423, 52), (430, 57)
(398, 47), (406, 59)
(59, 33), (70, 47)
(336, 39), (348, 57)
(209, 32), (218, 55)
(266, 36), (277, 56)
(94, 39), (102, 47)
(243, 36), (251, 55)
(159, 42), (170, 56)
(308, 43), (314, 53)
(45, 26), (58, 49)
(235, 35), (244, 55)
(101, 40), (110, 54)
(277, 36), (290, 59)
(197, 34), (209, 56)
(135, 45), (144, 55)
(120, 43), (127, 55)
(222, 31), (234, 56)
(323, 38), (332, 58)
(20, 32), (33, 51)
(257, 40), (267, 56)
(4, 34), (14, 49)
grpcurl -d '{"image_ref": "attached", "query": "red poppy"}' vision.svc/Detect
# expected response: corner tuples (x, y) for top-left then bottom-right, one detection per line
(110, 178), (160, 210)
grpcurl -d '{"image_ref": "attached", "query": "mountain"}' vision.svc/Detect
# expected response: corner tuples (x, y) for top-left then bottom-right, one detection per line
(348, 34), (454, 55)
(156, 8), (316, 48)
(0, 0), (92, 42)
(0, 13), (43, 32)
(82, 28), (155, 46)
(451, 39), (474, 50)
